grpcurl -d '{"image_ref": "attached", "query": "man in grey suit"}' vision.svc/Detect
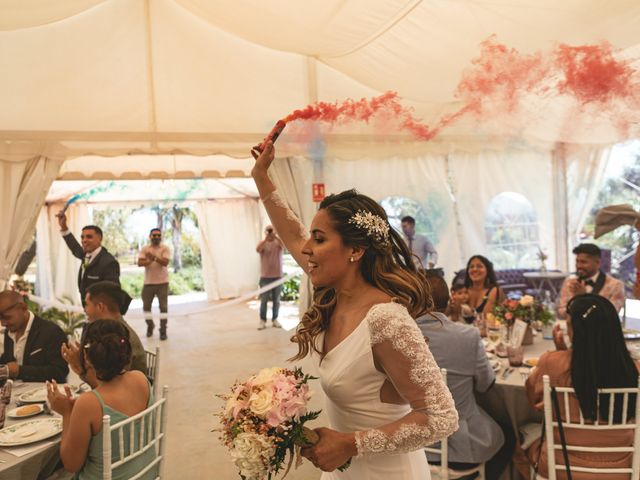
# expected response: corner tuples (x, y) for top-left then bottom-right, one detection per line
(417, 272), (514, 479)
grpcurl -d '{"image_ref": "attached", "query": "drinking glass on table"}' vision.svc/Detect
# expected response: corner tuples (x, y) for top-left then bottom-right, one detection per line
(487, 326), (501, 349)
(507, 346), (524, 367)
(461, 304), (476, 325)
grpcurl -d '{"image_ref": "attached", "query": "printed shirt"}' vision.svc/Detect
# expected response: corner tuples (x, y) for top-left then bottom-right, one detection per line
(557, 273), (626, 318)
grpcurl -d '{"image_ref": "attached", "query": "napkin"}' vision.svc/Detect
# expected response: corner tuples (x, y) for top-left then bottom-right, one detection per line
(2, 440), (56, 457)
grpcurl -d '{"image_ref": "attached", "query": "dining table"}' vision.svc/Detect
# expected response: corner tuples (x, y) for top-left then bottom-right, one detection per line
(0, 377), (84, 480)
(476, 324), (640, 480)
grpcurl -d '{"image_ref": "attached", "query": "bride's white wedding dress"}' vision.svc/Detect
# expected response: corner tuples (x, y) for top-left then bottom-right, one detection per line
(317, 302), (458, 479)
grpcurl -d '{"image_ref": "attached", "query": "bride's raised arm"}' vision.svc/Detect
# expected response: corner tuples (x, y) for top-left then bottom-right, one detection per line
(251, 141), (310, 273)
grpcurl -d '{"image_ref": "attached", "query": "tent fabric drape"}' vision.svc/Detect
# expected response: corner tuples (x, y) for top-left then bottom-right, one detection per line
(564, 145), (613, 247)
(0, 156), (63, 288)
(35, 202), (90, 304)
(195, 198), (262, 300)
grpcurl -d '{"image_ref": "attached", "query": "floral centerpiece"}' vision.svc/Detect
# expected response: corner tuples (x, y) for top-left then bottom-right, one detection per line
(492, 295), (554, 327)
(217, 366), (348, 480)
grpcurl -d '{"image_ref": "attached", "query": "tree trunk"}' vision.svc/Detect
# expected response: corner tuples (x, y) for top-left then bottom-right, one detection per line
(171, 206), (184, 272)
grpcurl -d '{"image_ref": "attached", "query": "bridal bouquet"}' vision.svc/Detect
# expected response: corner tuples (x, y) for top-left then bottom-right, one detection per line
(218, 367), (322, 480)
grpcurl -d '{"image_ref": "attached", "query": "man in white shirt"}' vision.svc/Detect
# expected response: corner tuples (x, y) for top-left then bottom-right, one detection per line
(401, 215), (438, 268)
(138, 228), (171, 340)
(0, 291), (68, 382)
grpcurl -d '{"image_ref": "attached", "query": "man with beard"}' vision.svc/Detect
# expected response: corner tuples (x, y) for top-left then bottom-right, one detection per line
(557, 243), (625, 318)
(138, 228), (171, 340)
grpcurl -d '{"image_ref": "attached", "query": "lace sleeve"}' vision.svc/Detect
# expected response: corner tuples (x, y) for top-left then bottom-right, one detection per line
(354, 303), (458, 457)
(262, 190), (308, 241)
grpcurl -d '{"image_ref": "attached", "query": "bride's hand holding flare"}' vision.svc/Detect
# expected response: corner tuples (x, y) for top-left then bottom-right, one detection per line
(250, 140), (275, 175)
(300, 427), (356, 472)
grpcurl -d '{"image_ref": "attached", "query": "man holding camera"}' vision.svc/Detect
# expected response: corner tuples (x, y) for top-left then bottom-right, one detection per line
(256, 225), (284, 330)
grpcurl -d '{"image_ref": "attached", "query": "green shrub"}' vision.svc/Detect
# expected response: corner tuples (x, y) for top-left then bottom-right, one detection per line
(25, 297), (85, 337)
(281, 276), (300, 301)
(121, 273), (144, 298)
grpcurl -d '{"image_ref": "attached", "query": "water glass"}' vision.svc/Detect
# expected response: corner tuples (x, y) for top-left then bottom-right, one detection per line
(507, 346), (524, 367)
(1, 379), (12, 404)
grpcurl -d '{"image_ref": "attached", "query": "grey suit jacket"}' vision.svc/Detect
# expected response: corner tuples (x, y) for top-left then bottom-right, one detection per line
(417, 312), (503, 464)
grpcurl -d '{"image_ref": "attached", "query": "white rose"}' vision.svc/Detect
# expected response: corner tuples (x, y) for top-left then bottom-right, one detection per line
(520, 295), (534, 307)
(249, 388), (274, 417)
(251, 367), (282, 388)
(230, 433), (274, 479)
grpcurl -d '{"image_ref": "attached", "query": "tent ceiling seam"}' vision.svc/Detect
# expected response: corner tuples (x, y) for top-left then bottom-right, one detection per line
(321, 0), (424, 59)
(144, 0), (159, 145)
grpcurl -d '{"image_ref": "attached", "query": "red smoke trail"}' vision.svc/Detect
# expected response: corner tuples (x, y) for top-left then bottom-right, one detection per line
(277, 37), (639, 142)
(283, 91), (439, 140)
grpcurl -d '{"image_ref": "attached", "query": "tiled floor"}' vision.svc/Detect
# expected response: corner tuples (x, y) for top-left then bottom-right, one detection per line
(130, 299), (324, 479)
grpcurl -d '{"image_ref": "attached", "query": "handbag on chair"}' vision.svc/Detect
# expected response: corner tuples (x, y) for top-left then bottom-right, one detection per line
(532, 387), (572, 480)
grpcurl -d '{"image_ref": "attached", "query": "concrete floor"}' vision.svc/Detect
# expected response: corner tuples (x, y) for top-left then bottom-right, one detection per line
(130, 299), (324, 480)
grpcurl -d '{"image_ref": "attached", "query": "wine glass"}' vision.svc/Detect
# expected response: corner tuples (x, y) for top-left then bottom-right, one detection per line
(461, 304), (476, 325)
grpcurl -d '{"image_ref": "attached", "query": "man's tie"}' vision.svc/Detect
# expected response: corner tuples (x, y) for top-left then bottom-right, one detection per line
(408, 236), (413, 252)
(584, 279), (596, 287)
(83, 254), (91, 270)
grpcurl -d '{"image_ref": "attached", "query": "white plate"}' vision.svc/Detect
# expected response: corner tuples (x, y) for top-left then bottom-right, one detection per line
(7, 404), (44, 419)
(18, 384), (80, 404)
(523, 358), (539, 368)
(0, 418), (62, 446)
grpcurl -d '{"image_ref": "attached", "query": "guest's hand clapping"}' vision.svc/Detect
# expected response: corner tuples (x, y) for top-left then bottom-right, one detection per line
(250, 140), (275, 176)
(46, 380), (75, 416)
(61, 342), (83, 376)
(553, 324), (568, 351)
(300, 427), (356, 472)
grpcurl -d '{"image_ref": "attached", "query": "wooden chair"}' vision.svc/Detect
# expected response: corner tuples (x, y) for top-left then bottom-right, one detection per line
(102, 385), (169, 480)
(534, 375), (640, 480)
(425, 369), (486, 480)
(145, 347), (160, 398)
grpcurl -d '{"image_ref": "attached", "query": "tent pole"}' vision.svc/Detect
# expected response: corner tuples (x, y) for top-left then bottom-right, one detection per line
(552, 142), (569, 272)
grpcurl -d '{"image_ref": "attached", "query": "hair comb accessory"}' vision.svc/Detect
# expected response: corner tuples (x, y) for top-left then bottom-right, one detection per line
(582, 304), (597, 318)
(348, 210), (390, 245)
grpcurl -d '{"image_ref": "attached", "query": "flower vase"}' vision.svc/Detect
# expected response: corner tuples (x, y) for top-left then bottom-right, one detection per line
(539, 262), (547, 273)
(522, 325), (534, 345)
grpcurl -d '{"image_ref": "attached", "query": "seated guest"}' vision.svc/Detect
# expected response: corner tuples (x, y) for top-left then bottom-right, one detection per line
(445, 281), (475, 323)
(556, 243), (625, 319)
(0, 290), (68, 382)
(62, 282), (146, 389)
(417, 273), (514, 479)
(48, 319), (157, 479)
(464, 255), (502, 314)
(522, 294), (639, 479)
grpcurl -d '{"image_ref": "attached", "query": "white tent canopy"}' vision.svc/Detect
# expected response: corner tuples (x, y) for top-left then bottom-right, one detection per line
(1, 1), (638, 289)
(2, 0), (640, 156)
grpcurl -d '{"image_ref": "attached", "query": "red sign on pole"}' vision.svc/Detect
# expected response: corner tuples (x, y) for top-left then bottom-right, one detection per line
(312, 183), (325, 202)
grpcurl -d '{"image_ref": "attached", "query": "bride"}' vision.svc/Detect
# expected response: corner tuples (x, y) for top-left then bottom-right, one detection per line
(251, 141), (458, 479)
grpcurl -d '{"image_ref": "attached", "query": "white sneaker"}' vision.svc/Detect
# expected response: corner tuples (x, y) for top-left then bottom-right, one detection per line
(257, 321), (267, 330)
(272, 319), (282, 328)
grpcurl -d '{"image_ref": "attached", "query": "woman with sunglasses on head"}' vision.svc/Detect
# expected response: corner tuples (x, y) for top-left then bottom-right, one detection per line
(250, 141), (458, 479)
(47, 319), (157, 479)
(520, 294), (640, 479)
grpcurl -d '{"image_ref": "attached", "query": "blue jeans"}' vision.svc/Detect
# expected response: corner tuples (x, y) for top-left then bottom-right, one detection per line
(259, 277), (282, 321)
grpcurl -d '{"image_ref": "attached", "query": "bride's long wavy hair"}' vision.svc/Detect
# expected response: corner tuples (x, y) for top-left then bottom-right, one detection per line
(290, 189), (432, 360)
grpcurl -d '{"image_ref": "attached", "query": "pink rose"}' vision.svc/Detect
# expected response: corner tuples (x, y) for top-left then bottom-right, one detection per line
(505, 312), (513, 321)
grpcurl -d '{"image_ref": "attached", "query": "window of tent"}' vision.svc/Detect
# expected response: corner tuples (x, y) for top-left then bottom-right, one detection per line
(485, 192), (540, 269)
(380, 196), (435, 241)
